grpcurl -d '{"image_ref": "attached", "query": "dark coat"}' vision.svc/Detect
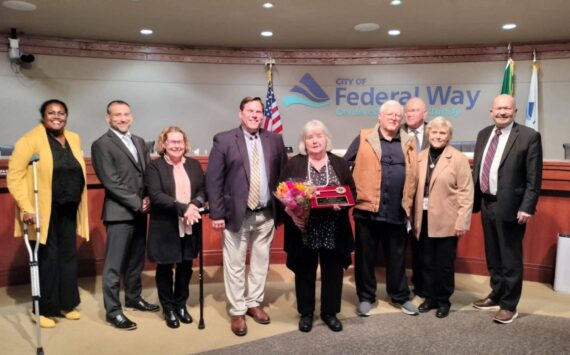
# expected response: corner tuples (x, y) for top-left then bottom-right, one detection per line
(145, 156), (206, 264)
(472, 122), (542, 220)
(279, 153), (356, 272)
(91, 129), (150, 222)
(205, 127), (288, 232)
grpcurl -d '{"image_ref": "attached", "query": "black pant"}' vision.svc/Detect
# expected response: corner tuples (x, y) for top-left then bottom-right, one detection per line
(409, 233), (424, 295)
(36, 202), (80, 317)
(294, 248), (344, 316)
(481, 199), (525, 311)
(156, 261), (193, 311)
(355, 219), (410, 304)
(418, 212), (458, 307)
(103, 215), (147, 317)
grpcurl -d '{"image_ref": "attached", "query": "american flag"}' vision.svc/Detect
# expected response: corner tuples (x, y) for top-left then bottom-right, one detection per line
(263, 84), (283, 134)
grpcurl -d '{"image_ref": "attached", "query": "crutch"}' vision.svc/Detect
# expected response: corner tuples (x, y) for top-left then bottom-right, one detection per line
(22, 154), (44, 355)
(197, 207), (209, 329)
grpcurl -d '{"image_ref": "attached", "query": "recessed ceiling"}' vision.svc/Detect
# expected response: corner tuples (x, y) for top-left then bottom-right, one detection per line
(1, 0), (569, 49)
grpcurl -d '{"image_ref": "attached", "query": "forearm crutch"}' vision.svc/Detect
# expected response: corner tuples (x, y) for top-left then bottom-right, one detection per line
(22, 154), (44, 355)
(197, 207), (209, 330)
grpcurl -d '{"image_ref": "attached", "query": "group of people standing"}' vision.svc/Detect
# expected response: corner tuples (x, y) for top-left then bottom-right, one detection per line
(6, 93), (541, 336)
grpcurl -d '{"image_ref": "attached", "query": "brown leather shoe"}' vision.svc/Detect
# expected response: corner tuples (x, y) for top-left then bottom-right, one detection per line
(494, 309), (518, 324)
(472, 297), (500, 310)
(246, 306), (271, 324)
(230, 315), (247, 336)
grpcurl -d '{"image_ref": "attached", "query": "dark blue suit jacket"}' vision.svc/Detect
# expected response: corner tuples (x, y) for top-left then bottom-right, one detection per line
(206, 126), (288, 232)
(472, 122), (542, 221)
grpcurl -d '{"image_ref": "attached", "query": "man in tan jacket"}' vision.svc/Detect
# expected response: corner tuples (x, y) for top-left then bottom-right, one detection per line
(344, 100), (418, 317)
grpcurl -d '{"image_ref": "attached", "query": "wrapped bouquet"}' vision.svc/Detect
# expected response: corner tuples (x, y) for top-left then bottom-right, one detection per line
(274, 180), (315, 231)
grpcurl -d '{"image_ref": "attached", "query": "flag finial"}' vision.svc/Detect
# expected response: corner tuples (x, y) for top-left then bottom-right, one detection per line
(532, 49), (537, 63)
(265, 57), (275, 85)
(507, 42), (512, 57)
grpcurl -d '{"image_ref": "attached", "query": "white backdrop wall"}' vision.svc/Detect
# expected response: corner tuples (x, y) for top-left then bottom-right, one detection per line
(0, 55), (568, 159)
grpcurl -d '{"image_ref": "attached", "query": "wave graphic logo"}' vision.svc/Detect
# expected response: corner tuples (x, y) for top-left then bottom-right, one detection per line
(283, 73), (331, 108)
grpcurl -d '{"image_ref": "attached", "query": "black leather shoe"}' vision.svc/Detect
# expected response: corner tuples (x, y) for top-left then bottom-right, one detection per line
(321, 314), (342, 332)
(125, 299), (160, 312)
(176, 308), (193, 324)
(436, 305), (450, 318)
(298, 314), (313, 333)
(418, 300), (438, 313)
(164, 310), (180, 329)
(106, 313), (137, 330)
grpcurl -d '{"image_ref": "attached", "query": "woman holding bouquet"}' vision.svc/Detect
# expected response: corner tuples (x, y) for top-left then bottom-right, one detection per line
(279, 120), (355, 333)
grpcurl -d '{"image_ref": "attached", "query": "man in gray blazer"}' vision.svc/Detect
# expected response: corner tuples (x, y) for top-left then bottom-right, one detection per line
(91, 100), (159, 330)
(402, 97), (429, 298)
(206, 96), (287, 336)
(472, 94), (542, 324)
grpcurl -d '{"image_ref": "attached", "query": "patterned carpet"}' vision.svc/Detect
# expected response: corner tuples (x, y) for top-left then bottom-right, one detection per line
(202, 310), (570, 355)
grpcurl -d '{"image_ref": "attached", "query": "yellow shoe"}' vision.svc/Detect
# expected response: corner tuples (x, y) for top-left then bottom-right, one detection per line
(61, 310), (80, 320)
(30, 312), (56, 328)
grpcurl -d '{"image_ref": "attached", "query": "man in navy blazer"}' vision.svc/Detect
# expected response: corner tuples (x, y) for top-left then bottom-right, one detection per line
(471, 94), (542, 324)
(206, 96), (287, 336)
(91, 100), (159, 330)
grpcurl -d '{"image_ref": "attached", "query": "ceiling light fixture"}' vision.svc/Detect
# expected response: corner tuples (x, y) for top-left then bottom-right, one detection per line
(262, 2), (274, 8)
(2, 0), (37, 11)
(140, 29), (153, 36)
(388, 29), (401, 36)
(502, 23), (517, 30)
(354, 23), (380, 32)
(261, 31), (273, 37)
(390, 0), (402, 6)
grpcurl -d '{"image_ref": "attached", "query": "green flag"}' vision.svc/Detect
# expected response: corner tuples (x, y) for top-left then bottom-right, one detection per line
(501, 58), (514, 95)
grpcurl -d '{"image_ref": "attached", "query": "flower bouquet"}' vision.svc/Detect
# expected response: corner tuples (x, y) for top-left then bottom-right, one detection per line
(274, 180), (315, 231)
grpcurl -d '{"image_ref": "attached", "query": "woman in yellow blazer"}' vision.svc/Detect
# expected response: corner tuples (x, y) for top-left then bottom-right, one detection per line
(412, 117), (473, 318)
(7, 99), (89, 328)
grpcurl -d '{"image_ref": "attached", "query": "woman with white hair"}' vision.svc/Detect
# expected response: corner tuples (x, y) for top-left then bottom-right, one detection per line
(412, 117), (474, 318)
(279, 120), (355, 333)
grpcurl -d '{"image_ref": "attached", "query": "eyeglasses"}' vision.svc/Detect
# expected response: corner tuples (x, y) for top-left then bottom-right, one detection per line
(46, 111), (67, 116)
(166, 140), (185, 145)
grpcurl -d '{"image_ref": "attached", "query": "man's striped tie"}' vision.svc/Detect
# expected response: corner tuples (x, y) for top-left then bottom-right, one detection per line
(247, 136), (261, 209)
(480, 129), (502, 193)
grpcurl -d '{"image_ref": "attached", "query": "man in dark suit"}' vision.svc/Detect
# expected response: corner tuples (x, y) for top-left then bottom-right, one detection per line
(91, 100), (159, 330)
(206, 96), (287, 336)
(472, 94), (542, 324)
(402, 97), (429, 297)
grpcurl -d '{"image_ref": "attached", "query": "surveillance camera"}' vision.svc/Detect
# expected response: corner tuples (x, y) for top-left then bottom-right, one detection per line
(8, 29), (35, 66)
(20, 53), (35, 63)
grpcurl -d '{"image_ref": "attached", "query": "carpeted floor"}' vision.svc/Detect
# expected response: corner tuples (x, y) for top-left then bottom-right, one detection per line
(202, 311), (570, 355)
(1, 265), (569, 354)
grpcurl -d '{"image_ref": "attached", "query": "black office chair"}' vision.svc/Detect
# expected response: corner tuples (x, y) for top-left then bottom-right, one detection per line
(449, 141), (476, 152)
(0, 145), (14, 157)
(563, 143), (570, 160)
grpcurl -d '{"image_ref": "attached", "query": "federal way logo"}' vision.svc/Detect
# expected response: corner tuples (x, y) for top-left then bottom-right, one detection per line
(283, 73), (331, 108)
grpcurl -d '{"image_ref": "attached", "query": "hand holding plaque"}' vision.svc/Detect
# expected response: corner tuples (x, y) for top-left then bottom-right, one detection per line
(310, 185), (355, 209)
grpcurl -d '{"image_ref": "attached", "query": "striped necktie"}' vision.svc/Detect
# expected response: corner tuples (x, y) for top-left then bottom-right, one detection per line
(480, 129), (502, 193)
(247, 136), (260, 209)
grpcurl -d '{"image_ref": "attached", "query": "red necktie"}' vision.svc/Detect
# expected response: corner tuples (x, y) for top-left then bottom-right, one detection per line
(480, 129), (502, 193)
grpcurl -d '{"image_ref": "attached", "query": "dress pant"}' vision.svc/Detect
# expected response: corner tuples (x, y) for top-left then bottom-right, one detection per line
(418, 212), (458, 307)
(409, 233), (424, 295)
(36, 202), (80, 316)
(294, 248), (344, 316)
(481, 198), (525, 311)
(103, 214), (147, 317)
(355, 219), (410, 304)
(222, 209), (275, 316)
(155, 261), (193, 311)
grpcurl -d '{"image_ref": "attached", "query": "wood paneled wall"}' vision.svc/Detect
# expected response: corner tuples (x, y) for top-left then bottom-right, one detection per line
(1, 158), (569, 287)
(1, 35), (570, 65)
